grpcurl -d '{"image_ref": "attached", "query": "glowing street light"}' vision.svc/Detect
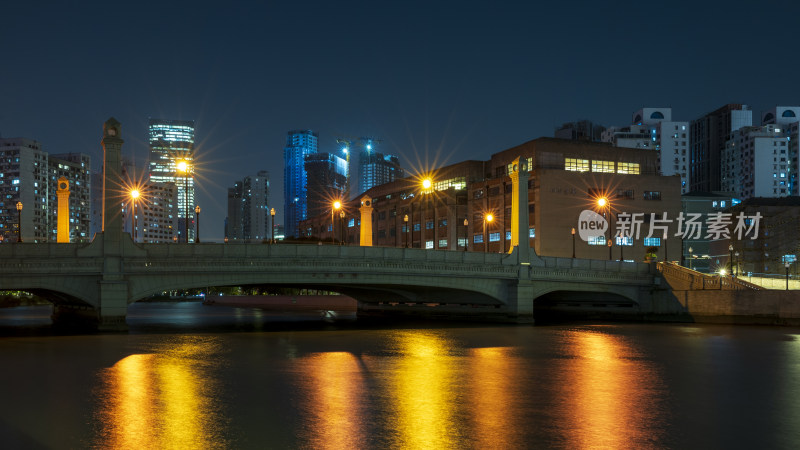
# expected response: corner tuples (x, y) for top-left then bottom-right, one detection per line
(130, 189), (140, 242)
(483, 213), (494, 253)
(16, 201), (22, 243)
(403, 214), (409, 248)
(176, 160), (190, 243)
(597, 197), (608, 208)
(332, 201), (342, 245)
(270, 207), (276, 244)
(422, 178), (432, 191)
(571, 227), (576, 258)
(463, 217), (469, 252)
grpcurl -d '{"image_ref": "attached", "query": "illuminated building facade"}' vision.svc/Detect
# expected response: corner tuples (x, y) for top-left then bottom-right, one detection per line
(357, 137), (403, 195)
(761, 106), (800, 195)
(226, 171), (270, 242)
(284, 130), (318, 238)
(305, 152), (348, 219)
(0, 138), (50, 242)
(302, 138), (681, 261)
(148, 118), (196, 242)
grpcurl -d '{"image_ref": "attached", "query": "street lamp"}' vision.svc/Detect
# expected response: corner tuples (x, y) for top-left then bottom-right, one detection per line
(719, 268), (726, 290)
(332, 201), (342, 245)
(403, 214), (409, 248)
(16, 201), (22, 243)
(463, 217), (469, 252)
(270, 207), (276, 244)
(607, 237), (613, 260)
(130, 190), (140, 242)
(728, 244), (734, 276)
(571, 227), (576, 258)
(195, 205), (201, 243)
(339, 210), (346, 245)
(786, 262), (791, 291)
(663, 230), (668, 262)
(177, 160), (189, 243)
(734, 251), (739, 277)
(484, 213), (493, 252)
(688, 246), (694, 270)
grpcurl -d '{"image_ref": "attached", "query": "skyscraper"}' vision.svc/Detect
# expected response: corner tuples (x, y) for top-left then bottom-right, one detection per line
(148, 118), (196, 242)
(357, 137), (403, 195)
(304, 152), (348, 219)
(690, 104), (752, 192)
(0, 138), (50, 242)
(225, 171), (270, 242)
(284, 130), (318, 238)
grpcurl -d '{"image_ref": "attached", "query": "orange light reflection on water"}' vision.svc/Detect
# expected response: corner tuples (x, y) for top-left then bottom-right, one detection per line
(468, 347), (523, 449)
(557, 329), (665, 449)
(388, 331), (459, 450)
(94, 337), (226, 449)
(295, 352), (366, 449)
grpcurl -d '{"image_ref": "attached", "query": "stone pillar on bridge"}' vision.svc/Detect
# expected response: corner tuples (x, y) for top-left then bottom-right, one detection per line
(508, 156), (531, 263)
(97, 118), (129, 330)
(360, 195), (373, 247)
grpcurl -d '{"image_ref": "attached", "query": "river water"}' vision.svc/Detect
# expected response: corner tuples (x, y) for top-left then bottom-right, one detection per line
(1, 302), (799, 449)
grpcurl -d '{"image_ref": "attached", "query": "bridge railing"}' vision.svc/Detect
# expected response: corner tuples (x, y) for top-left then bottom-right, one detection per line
(656, 262), (762, 290)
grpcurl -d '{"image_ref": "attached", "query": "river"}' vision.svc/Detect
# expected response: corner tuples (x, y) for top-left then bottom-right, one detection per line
(0, 302), (799, 449)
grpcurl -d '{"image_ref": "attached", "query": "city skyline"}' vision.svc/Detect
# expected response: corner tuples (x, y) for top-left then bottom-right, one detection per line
(3, 2), (800, 241)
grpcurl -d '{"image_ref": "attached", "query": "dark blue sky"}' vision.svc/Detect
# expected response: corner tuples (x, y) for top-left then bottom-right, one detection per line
(2, 1), (799, 240)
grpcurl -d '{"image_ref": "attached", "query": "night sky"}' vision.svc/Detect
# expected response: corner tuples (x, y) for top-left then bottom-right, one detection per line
(3, 1), (799, 241)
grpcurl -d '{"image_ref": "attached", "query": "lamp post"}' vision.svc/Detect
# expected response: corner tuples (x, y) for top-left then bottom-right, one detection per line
(786, 262), (791, 291)
(463, 217), (468, 252)
(332, 201), (342, 245)
(130, 190), (140, 242)
(483, 213), (493, 253)
(663, 231), (668, 262)
(688, 246), (694, 270)
(403, 214), (409, 248)
(195, 205), (201, 243)
(16, 201), (22, 243)
(728, 244), (734, 276)
(422, 178), (432, 249)
(339, 210), (346, 245)
(177, 160), (189, 243)
(270, 208), (276, 244)
(607, 237), (613, 260)
(720, 268), (726, 290)
(734, 251), (739, 277)
(571, 227), (576, 258)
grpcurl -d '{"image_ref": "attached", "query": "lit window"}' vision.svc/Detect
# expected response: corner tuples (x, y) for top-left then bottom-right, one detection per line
(438, 239), (447, 248)
(617, 162), (640, 174)
(425, 240), (434, 249)
(473, 234), (483, 243)
(489, 232), (501, 242)
(615, 236), (633, 246)
(592, 160), (615, 173)
(588, 236), (606, 245)
(529, 227), (535, 238)
(565, 158), (590, 172)
(643, 237), (661, 246)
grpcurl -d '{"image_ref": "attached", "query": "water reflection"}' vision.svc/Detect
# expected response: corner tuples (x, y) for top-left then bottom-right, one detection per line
(468, 347), (523, 448)
(557, 329), (665, 448)
(387, 331), (461, 449)
(94, 336), (226, 449)
(295, 352), (366, 449)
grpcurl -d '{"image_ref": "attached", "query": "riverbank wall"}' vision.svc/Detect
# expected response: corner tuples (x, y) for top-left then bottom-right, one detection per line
(654, 290), (800, 326)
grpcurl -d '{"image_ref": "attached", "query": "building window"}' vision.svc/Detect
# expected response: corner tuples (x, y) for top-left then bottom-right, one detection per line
(565, 158), (590, 172)
(643, 237), (661, 246)
(426, 221), (434, 229)
(348, 218), (355, 227)
(489, 232), (501, 242)
(458, 237), (467, 247)
(616, 236), (633, 246)
(438, 239), (447, 248)
(617, 162), (640, 174)
(426, 240), (434, 249)
(413, 223), (420, 231)
(505, 231), (511, 240)
(378, 229), (386, 238)
(616, 189), (634, 199)
(592, 160), (615, 173)
(439, 219), (447, 227)
(473, 234), (483, 243)
(401, 225), (408, 233)
(643, 191), (661, 200)
(529, 227), (535, 238)
(588, 235), (606, 245)
(474, 189), (484, 199)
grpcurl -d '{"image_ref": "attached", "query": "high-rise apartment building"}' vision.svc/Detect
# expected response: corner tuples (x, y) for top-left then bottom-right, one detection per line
(226, 171), (270, 242)
(48, 153), (92, 242)
(284, 130), (318, 238)
(357, 137), (403, 195)
(721, 125), (789, 199)
(603, 108), (690, 193)
(304, 152), (348, 219)
(554, 120), (606, 142)
(148, 118), (196, 242)
(690, 104), (752, 192)
(762, 106), (800, 195)
(0, 138), (50, 242)
(134, 181), (178, 243)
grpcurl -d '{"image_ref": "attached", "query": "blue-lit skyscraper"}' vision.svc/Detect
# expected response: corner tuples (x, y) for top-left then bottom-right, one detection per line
(357, 137), (404, 195)
(284, 130), (318, 238)
(148, 118), (196, 242)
